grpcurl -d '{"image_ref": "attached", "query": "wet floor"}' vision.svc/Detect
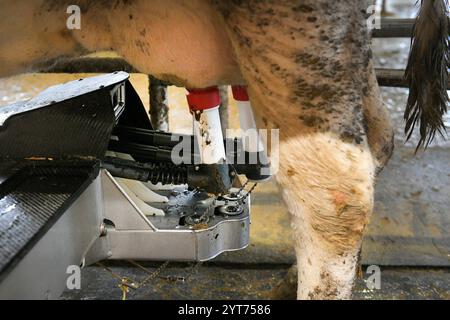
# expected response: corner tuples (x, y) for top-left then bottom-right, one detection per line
(1, 0), (449, 300)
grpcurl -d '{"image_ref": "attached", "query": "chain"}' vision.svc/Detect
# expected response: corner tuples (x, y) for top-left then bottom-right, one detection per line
(183, 261), (203, 282)
(243, 182), (258, 199)
(97, 260), (203, 300)
(97, 260), (169, 300)
(127, 260), (170, 288)
(237, 180), (250, 194)
(238, 180), (258, 201)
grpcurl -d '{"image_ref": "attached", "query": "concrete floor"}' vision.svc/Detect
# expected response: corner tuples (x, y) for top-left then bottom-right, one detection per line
(61, 262), (449, 300)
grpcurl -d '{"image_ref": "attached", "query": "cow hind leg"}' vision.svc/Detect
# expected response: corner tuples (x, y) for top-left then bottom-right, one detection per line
(268, 134), (377, 300)
(281, 134), (375, 299)
(215, 0), (377, 299)
(268, 61), (393, 299)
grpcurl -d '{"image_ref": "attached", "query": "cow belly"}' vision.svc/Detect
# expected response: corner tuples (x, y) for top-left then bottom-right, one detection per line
(76, 0), (243, 88)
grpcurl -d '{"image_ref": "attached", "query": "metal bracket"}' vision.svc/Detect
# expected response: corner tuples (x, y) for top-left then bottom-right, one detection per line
(89, 170), (250, 262)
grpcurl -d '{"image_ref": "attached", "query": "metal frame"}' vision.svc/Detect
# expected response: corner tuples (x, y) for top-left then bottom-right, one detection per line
(97, 170), (250, 262)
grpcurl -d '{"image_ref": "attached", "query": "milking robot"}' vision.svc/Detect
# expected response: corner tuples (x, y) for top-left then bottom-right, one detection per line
(0, 72), (271, 299)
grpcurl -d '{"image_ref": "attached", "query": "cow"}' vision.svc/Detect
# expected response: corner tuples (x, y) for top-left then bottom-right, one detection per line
(0, 0), (448, 299)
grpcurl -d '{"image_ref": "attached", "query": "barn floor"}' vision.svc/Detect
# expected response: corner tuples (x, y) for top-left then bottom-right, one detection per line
(0, 0), (448, 300)
(60, 264), (450, 300)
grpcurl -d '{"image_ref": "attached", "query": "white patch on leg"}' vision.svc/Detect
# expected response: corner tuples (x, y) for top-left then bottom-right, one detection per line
(277, 132), (375, 299)
(293, 215), (360, 300)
